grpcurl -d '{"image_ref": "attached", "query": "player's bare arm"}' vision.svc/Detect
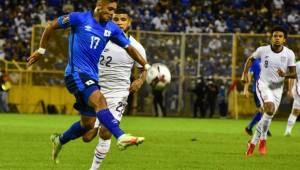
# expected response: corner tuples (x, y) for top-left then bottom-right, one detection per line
(243, 72), (252, 98)
(129, 68), (147, 93)
(241, 56), (254, 83)
(27, 19), (61, 66)
(277, 66), (296, 78)
(288, 78), (295, 98)
(126, 45), (150, 70)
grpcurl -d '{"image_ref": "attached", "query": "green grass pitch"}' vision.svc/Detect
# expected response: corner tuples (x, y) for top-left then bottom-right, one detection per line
(0, 114), (300, 170)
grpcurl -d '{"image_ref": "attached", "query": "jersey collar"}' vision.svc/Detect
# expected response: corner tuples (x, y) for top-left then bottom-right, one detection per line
(270, 45), (284, 53)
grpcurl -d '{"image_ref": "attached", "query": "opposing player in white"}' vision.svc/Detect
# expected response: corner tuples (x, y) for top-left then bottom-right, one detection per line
(242, 26), (296, 156)
(284, 61), (300, 136)
(82, 8), (147, 170)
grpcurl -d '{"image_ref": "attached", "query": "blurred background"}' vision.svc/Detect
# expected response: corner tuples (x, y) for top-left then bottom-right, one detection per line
(1, 0), (300, 119)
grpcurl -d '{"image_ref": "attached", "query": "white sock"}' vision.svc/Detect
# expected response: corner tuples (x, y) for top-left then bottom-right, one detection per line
(259, 114), (272, 140)
(285, 113), (297, 134)
(251, 114), (272, 144)
(251, 119), (262, 145)
(90, 138), (111, 170)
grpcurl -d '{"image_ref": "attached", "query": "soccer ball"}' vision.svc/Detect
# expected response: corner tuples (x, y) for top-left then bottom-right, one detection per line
(146, 63), (171, 90)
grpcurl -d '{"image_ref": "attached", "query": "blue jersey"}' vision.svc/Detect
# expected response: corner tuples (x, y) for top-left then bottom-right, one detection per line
(57, 11), (130, 80)
(249, 58), (261, 93)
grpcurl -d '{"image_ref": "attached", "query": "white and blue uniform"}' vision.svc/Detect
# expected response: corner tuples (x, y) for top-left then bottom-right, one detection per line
(57, 11), (130, 116)
(253, 45), (296, 112)
(94, 36), (146, 125)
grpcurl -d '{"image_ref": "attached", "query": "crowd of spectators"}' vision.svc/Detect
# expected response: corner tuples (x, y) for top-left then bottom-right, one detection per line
(1, 0), (298, 115)
(0, 0), (299, 62)
(0, 0), (299, 86)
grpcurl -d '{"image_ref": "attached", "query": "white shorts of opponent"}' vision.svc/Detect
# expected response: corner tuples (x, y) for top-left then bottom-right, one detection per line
(292, 84), (300, 110)
(94, 97), (128, 128)
(256, 80), (283, 113)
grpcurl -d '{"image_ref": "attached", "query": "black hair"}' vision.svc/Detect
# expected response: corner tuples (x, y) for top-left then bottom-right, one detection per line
(271, 26), (288, 38)
(115, 7), (130, 16)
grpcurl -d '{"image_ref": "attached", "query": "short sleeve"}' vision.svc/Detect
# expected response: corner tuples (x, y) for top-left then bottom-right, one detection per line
(252, 47), (263, 59)
(110, 26), (130, 48)
(57, 12), (82, 29)
(288, 50), (296, 67)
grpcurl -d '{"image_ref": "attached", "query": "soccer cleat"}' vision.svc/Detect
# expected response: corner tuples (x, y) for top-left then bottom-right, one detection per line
(50, 133), (62, 163)
(117, 134), (145, 150)
(258, 139), (267, 155)
(246, 141), (255, 156)
(245, 127), (253, 136)
(267, 130), (272, 137)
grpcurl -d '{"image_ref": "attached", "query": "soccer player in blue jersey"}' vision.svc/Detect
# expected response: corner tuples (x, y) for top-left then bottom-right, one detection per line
(27, 0), (149, 163)
(243, 59), (271, 136)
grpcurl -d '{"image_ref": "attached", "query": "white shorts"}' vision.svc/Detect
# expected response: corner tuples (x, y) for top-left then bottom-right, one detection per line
(94, 96), (128, 128)
(292, 85), (300, 110)
(256, 80), (283, 113)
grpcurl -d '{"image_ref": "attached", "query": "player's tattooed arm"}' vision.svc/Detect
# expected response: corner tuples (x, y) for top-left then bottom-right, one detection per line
(241, 56), (255, 83)
(277, 66), (296, 78)
(27, 19), (61, 66)
(129, 67), (147, 93)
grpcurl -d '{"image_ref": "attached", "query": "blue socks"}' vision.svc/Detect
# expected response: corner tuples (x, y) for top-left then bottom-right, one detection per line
(96, 109), (124, 139)
(58, 109), (124, 144)
(59, 121), (89, 145)
(248, 112), (262, 130)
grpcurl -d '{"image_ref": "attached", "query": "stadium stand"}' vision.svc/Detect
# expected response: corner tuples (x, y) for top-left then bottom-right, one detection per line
(0, 0), (300, 62)
(1, 0), (299, 116)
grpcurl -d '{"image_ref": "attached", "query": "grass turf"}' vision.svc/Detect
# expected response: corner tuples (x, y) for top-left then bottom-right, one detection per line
(0, 114), (300, 170)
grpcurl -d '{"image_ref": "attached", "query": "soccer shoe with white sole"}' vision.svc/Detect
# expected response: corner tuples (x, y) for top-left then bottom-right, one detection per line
(258, 139), (267, 155)
(117, 134), (145, 150)
(246, 141), (255, 156)
(50, 133), (62, 163)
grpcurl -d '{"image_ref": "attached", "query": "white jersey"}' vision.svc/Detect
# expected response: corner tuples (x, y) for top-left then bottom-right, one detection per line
(98, 36), (146, 98)
(295, 61), (300, 87)
(252, 45), (296, 85)
(292, 62), (300, 110)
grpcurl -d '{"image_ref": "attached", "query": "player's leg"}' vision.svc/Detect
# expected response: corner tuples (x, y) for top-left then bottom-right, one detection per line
(59, 113), (97, 143)
(88, 91), (144, 150)
(247, 102), (274, 156)
(250, 103), (274, 142)
(157, 94), (166, 117)
(56, 79), (100, 142)
(51, 114), (96, 159)
(153, 96), (159, 117)
(285, 109), (299, 136)
(247, 83), (275, 156)
(245, 94), (262, 136)
(245, 110), (262, 136)
(88, 90), (125, 138)
(82, 127), (98, 142)
(50, 73), (100, 163)
(258, 89), (282, 155)
(90, 97), (127, 170)
(50, 112), (96, 163)
(90, 127), (112, 170)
